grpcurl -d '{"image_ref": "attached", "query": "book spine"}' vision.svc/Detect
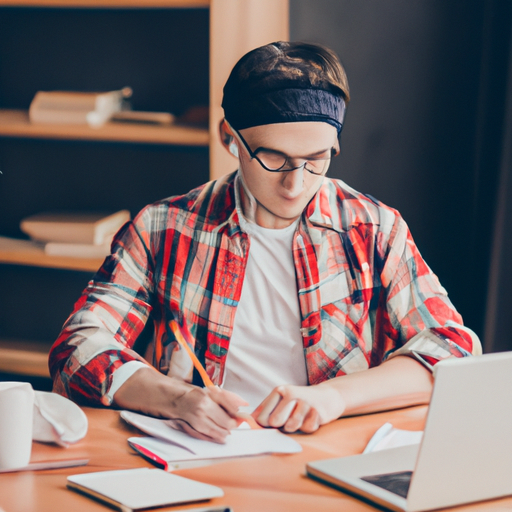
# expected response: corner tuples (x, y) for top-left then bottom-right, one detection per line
(44, 242), (110, 258)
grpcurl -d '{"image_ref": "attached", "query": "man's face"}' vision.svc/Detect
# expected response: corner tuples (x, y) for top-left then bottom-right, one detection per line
(235, 122), (338, 229)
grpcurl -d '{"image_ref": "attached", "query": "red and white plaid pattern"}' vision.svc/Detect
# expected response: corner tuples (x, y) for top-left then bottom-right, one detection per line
(49, 172), (478, 405)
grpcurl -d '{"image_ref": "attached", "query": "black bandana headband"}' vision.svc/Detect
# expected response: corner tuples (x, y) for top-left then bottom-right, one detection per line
(222, 87), (346, 134)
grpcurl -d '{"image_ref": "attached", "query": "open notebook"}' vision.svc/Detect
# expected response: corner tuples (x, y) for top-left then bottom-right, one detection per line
(121, 410), (302, 469)
(307, 352), (512, 512)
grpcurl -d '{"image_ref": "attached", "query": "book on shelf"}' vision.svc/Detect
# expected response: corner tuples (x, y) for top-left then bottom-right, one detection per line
(20, 210), (130, 245)
(0, 235), (43, 253)
(44, 241), (111, 258)
(29, 87), (133, 128)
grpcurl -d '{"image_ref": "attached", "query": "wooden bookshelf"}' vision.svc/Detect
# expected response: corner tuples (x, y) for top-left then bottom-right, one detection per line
(0, 109), (209, 146)
(0, 338), (52, 377)
(0, 237), (104, 272)
(0, 0), (209, 7)
(0, 0), (289, 380)
(0, 0), (289, 178)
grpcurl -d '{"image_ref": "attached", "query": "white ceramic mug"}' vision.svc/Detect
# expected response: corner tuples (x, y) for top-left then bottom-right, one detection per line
(0, 382), (35, 469)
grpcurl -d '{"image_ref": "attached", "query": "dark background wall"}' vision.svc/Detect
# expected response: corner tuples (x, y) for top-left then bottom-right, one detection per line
(290, 0), (512, 350)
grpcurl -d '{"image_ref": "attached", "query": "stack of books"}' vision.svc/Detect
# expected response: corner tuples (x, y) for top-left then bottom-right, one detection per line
(20, 210), (131, 258)
(29, 87), (133, 128)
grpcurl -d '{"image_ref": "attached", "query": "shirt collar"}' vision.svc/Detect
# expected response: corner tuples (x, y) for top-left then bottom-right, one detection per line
(304, 179), (345, 233)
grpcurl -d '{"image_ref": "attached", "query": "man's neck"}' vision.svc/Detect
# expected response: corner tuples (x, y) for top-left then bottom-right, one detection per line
(237, 172), (301, 229)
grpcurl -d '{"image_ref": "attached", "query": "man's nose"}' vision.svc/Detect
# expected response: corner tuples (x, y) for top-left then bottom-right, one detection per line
(282, 165), (305, 194)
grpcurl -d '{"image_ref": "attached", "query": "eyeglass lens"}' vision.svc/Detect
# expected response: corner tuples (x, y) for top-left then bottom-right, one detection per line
(256, 150), (334, 174)
(233, 126), (337, 175)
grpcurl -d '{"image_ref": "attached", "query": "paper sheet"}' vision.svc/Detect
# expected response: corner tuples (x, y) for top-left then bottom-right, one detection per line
(121, 410), (302, 463)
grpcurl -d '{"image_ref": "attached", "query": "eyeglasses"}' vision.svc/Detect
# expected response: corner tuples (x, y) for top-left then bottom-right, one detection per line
(232, 127), (339, 175)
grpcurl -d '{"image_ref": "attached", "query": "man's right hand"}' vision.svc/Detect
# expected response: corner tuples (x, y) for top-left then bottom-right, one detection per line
(113, 367), (247, 443)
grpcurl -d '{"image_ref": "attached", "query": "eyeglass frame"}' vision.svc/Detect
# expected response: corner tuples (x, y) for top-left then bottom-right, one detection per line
(229, 123), (340, 175)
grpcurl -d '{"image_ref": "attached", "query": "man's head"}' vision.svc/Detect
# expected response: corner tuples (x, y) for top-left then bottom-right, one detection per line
(222, 41), (349, 134)
(220, 42), (350, 229)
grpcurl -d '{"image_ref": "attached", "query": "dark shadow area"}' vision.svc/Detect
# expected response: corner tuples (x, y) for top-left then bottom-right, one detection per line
(291, 0), (512, 346)
(0, 372), (53, 392)
(0, 7), (209, 115)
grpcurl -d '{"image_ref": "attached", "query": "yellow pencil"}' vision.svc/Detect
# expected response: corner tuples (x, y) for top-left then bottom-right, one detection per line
(169, 319), (214, 387)
(168, 319), (261, 429)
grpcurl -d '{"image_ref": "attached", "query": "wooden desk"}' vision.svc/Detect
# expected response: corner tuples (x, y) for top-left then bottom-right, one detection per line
(0, 405), (509, 512)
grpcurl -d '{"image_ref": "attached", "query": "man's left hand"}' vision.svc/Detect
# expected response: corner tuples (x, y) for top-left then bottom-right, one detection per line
(252, 384), (344, 433)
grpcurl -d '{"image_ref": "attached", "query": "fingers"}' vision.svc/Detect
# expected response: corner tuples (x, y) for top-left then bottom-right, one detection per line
(206, 386), (250, 427)
(284, 402), (320, 433)
(255, 386), (299, 428)
(280, 398), (305, 431)
(253, 387), (298, 428)
(254, 385), (323, 433)
(253, 392), (282, 427)
(175, 387), (239, 443)
(207, 386), (248, 416)
(299, 409), (321, 433)
(268, 398), (298, 428)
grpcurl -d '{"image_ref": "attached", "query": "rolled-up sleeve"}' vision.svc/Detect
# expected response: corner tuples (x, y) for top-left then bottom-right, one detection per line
(380, 214), (481, 369)
(49, 210), (155, 405)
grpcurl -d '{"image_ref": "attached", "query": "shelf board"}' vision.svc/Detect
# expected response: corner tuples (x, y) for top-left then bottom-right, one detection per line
(0, 338), (52, 378)
(0, 236), (104, 272)
(0, 0), (209, 7)
(0, 109), (209, 146)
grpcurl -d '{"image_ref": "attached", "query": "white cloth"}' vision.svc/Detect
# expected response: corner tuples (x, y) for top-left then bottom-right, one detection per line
(222, 215), (307, 410)
(32, 390), (88, 447)
(363, 423), (423, 453)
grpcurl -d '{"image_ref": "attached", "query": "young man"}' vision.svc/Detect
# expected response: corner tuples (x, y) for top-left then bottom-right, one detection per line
(49, 42), (480, 443)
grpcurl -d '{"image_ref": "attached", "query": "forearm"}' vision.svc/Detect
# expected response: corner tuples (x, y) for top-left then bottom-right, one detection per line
(112, 366), (193, 417)
(254, 356), (433, 433)
(318, 355), (433, 420)
(113, 366), (248, 443)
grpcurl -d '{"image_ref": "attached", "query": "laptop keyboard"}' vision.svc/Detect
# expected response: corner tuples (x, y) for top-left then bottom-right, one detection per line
(361, 470), (413, 498)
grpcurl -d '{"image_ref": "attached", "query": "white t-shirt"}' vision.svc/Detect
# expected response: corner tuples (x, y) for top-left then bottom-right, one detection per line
(221, 214), (308, 410)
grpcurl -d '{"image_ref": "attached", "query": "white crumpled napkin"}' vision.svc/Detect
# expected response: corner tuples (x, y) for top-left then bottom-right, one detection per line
(363, 422), (423, 454)
(32, 391), (88, 447)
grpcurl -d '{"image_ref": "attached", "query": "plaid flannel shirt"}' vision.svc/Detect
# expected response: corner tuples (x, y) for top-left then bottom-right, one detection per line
(49, 171), (480, 405)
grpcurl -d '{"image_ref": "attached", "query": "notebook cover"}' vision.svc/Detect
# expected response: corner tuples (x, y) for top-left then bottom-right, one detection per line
(67, 467), (223, 511)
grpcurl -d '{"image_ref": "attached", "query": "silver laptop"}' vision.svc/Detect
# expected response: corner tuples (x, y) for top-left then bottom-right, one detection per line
(306, 352), (512, 512)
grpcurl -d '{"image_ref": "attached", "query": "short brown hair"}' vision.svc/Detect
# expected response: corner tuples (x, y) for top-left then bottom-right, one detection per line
(224, 41), (350, 103)
(222, 41), (350, 132)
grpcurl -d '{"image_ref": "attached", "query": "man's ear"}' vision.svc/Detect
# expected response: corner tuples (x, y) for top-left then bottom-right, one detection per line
(219, 119), (239, 158)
